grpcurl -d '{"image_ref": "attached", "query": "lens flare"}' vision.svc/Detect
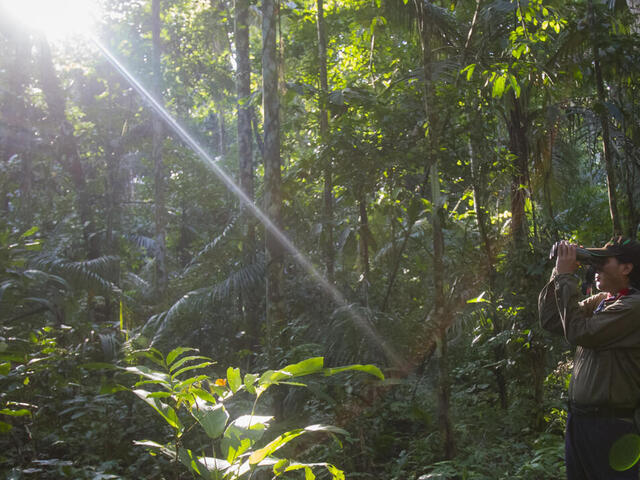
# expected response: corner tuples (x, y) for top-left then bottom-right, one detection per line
(0, 0), (101, 41)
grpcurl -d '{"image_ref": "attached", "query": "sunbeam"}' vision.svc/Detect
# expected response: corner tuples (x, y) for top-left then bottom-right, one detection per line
(89, 35), (405, 369)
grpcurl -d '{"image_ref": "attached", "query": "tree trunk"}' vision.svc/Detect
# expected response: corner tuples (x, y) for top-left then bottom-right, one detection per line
(262, 0), (284, 368)
(317, 0), (335, 283)
(469, 137), (508, 409)
(152, 0), (168, 298)
(235, 0), (260, 349)
(415, 0), (456, 459)
(358, 194), (370, 306)
(0, 24), (32, 223)
(508, 93), (529, 248)
(588, 0), (622, 236)
(37, 37), (98, 259)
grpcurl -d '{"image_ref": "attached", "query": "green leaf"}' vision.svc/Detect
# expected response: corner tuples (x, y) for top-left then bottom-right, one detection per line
(0, 408), (32, 417)
(0, 421), (12, 433)
(249, 429), (305, 465)
(125, 366), (171, 387)
(166, 347), (198, 367)
(492, 74), (506, 98)
(169, 355), (212, 373)
(244, 373), (259, 394)
(227, 367), (242, 393)
(21, 226), (39, 238)
(323, 364), (384, 380)
(467, 292), (490, 304)
(282, 357), (324, 377)
(0, 362), (10, 376)
(191, 398), (229, 439)
(171, 362), (215, 380)
(133, 389), (183, 432)
(191, 387), (218, 404)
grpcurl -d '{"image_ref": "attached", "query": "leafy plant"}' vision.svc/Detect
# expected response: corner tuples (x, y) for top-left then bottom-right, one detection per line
(116, 348), (384, 479)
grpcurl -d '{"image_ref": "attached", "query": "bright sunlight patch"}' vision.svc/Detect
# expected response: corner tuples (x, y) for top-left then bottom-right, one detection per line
(0, 0), (101, 41)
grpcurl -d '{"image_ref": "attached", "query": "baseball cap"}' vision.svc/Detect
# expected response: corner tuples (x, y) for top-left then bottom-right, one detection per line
(586, 237), (640, 268)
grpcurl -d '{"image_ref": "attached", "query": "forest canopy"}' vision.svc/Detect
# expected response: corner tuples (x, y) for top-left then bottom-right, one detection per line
(1, 0), (639, 478)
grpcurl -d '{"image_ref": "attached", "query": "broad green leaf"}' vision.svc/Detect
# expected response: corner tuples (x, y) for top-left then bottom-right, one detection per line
(166, 347), (198, 367)
(304, 424), (349, 435)
(133, 389), (183, 432)
(222, 414), (272, 462)
(21, 226), (39, 238)
(323, 364), (384, 380)
(0, 408), (32, 417)
(191, 398), (229, 439)
(467, 292), (490, 304)
(282, 357), (324, 377)
(227, 367), (242, 393)
(125, 366), (171, 386)
(169, 355), (212, 373)
(492, 75), (506, 98)
(249, 429), (305, 464)
(244, 373), (259, 394)
(0, 421), (12, 433)
(0, 362), (10, 376)
(171, 362), (215, 380)
(191, 387), (218, 404)
(130, 348), (165, 368)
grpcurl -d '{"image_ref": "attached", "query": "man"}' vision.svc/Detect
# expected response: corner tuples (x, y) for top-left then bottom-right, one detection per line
(539, 237), (640, 479)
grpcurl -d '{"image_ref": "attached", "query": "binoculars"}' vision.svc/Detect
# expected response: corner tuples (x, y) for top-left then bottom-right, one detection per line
(548, 243), (607, 266)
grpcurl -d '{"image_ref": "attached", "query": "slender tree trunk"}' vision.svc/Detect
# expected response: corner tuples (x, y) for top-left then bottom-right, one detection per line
(588, 0), (622, 236)
(1, 25), (32, 223)
(508, 93), (529, 248)
(317, 0), (335, 283)
(415, 0), (455, 458)
(358, 194), (370, 307)
(235, 0), (260, 349)
(469, 137), (507, 408)
(262, 0), (284, 367)
(37, 36), (98, 259)
(152, 0), (168, 298)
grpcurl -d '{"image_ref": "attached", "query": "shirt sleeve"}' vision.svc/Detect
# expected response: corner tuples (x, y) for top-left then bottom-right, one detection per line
(553, 275), (640, 349)
(539, 271), (565, 335)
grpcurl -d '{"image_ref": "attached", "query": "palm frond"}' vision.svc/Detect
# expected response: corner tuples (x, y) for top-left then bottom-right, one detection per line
(142, 260), (265, 345)
(183, 215), (239, 276)
(125, 233), (157, 253)
(29, 254), (120, 296)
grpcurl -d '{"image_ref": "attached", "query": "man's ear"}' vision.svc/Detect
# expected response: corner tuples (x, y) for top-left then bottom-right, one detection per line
(621, 262), (634, 277)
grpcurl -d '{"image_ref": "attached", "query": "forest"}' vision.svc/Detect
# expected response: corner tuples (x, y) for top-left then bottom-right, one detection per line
(1, 0), (639, 478)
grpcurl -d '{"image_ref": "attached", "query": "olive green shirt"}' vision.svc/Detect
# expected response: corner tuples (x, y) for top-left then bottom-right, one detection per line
(539, 271), (640, 408)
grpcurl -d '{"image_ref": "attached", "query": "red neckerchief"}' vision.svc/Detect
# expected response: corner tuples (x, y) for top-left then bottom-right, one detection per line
(594, 288), (631, 314)
(606, 288), (630, 301)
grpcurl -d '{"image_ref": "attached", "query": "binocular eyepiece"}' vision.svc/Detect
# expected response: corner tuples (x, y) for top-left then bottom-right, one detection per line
(548, 243), (606, 267)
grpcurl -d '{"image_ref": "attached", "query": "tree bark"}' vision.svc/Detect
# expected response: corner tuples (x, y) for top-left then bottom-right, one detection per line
(0, 24), (32, 223)
(508, 93), (529, 248)
(235, 0), (260, 349)
(589, 0), (622, 236)
(262, 0), (285, 367)
(358, 194), (370, 307)
(415, 0), (456, 458)
(152, 0), (168, 298)
(317, 0), (335, 283)
(37, 37), (98, 259)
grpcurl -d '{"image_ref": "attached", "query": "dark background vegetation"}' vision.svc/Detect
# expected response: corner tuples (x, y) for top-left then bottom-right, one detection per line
(1, 0), (639, 477)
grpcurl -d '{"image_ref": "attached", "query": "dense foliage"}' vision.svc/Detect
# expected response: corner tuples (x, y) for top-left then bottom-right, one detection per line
(1, 0), (639, 478)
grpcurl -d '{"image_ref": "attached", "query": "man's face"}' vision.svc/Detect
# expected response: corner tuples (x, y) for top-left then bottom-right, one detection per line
(595, 257), (633, 294)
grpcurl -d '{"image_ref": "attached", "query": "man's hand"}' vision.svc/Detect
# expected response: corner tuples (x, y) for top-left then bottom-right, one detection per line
(555, 241), (578, 275)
